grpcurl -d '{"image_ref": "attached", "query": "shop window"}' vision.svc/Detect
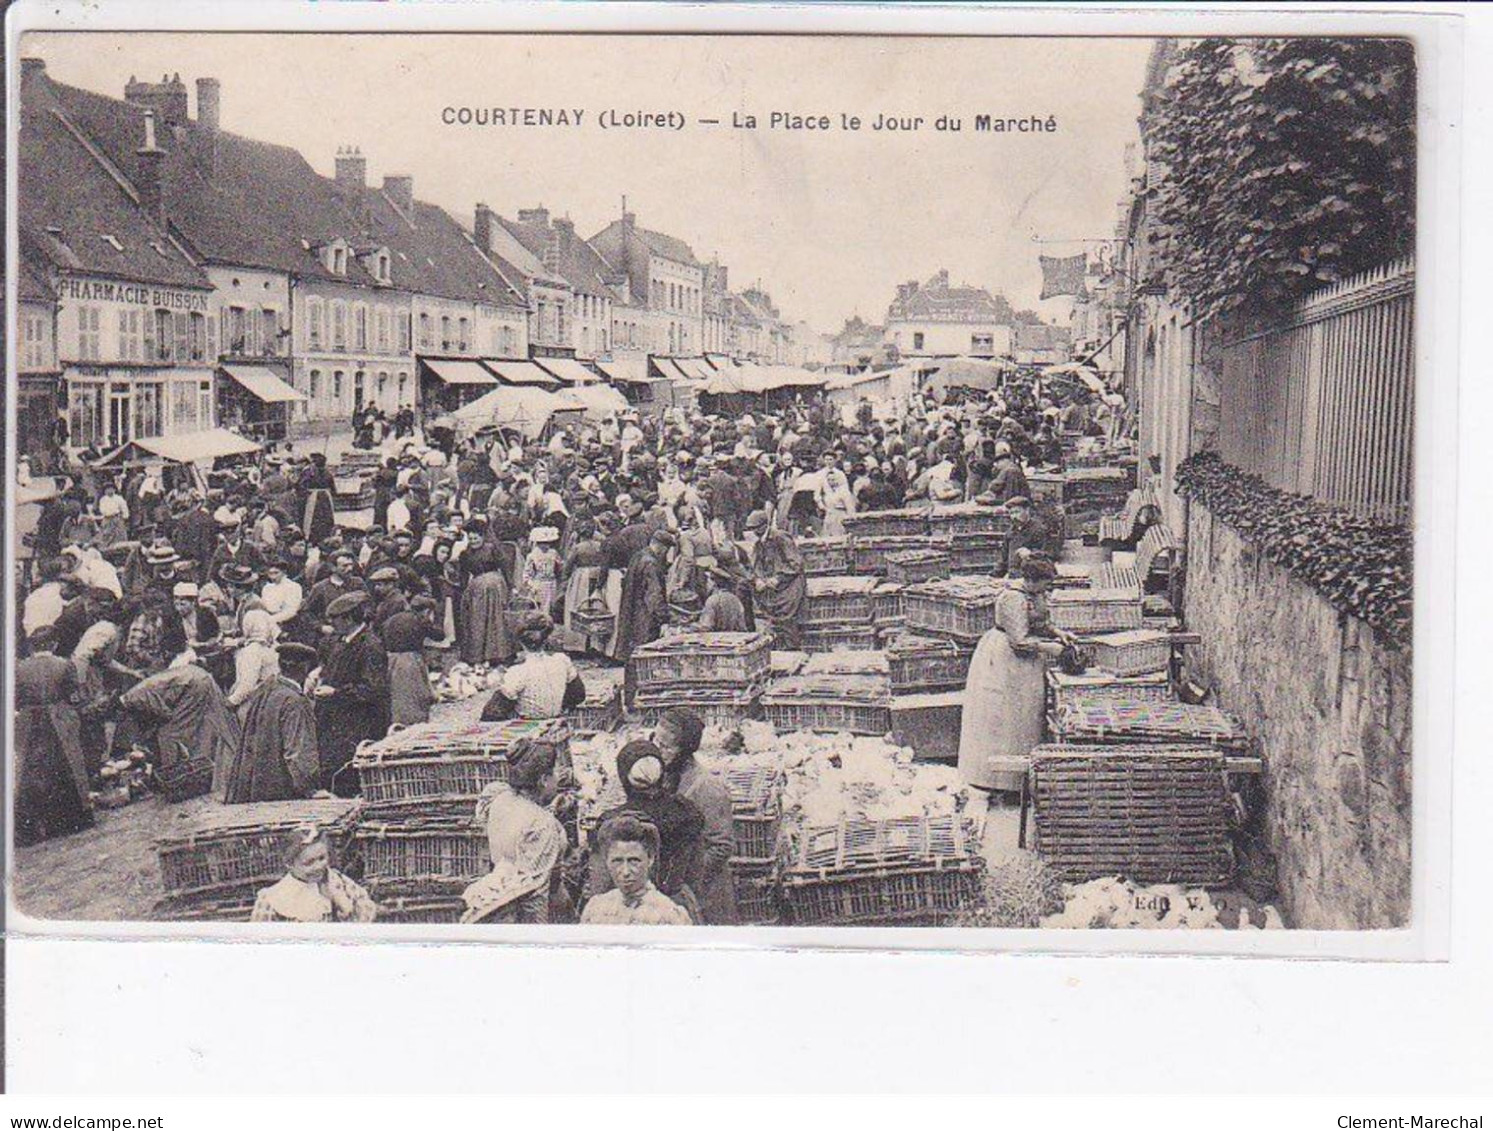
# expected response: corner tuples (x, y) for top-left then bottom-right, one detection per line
(133, 382), (164, 439)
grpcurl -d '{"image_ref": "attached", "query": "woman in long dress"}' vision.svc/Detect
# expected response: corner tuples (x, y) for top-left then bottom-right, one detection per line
(957, 555), (1064, 791)
(459, 566), (516, 666)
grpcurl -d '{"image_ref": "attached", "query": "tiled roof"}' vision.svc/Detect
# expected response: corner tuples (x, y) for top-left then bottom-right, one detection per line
(496, 215), (614, 297)
(631, 225), (699, 267)
(19, 71), (209, 289)
(889, 284), (1004, 323)
(1013, 323), (1073, 350)
(18, 256), (57, 304)
(365, 193), (526, 308)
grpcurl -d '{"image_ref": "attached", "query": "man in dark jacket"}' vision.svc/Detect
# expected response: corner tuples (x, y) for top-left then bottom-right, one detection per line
(312, 591), (389, 794)
(222, 642), (320, 803)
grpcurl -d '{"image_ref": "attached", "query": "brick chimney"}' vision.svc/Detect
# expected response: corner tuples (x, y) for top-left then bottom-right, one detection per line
(383, 174), (414, 215)
(517, 206), (550, 228)
(622, 210), (636, 231)
(20, 57), (46, 81)
(195, 77), (220, 132)
(552, 218), (575, 272)
(136, 110), (167, 226)
(334, 146), (366, 191)
(473, 203), (495, 253)
(125, 73), (189, 127)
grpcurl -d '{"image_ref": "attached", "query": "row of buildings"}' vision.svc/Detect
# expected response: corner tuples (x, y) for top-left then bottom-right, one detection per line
(16, 61), (804, 461)
(825, 270), (1074, 369)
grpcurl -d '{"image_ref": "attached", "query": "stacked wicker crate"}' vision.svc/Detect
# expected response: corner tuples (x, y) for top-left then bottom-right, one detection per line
(629, 631), (773, 727)
(842, 506), (930, 539)
(152, 799), (365, 922)
(724, 764), (785, 925)
(779, 815), (985, 926)
(902, 576), (1009, 647)
(801, 575), (880, 651)
(1063, 466), (1134, 540)
(352, 718), (571, 922)
(571, 667), (625, 734)
(761, 671), (893, 736)
(799, 537), (851, 577)
(927, 504), (1012, 577)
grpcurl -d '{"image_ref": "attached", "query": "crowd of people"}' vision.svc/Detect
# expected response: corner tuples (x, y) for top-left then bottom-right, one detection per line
(14, 369), (1122, 924)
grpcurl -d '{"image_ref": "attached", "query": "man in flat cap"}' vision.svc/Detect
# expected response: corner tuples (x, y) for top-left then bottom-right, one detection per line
(222, 642), (320, 804)
(311, 590), (389, 795)
(367, 565), (409, 635)
(613, 527), (675, 677)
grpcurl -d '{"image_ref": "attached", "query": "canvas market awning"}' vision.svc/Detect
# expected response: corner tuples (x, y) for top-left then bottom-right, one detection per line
(95, 427), (263, 466)
(445, 386), (581, 439)
(221, 364), (306, 403)
(483, 359), (561, 387)
(564, 382), (630, 419)
(535, 357), (602, 385)
(423, 358), (498, 387)
(595, 358), (658, 385)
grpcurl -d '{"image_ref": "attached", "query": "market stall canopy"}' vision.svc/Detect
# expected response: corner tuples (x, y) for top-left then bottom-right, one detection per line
(564, 382), (630, 419)
(651, 357), (693, 383)
(95, 428), (262, 467)
(446, 385), (581, 439)
(671, 357), (717, 383)
(422, 358), (498, 387)
(221, 364), (308, 403)
(483, 359), (561, 388)
(1042, 361), (1108, 395)
(595, 358), (658, 385)
(924, 356), (1009, 393)
(535, 357), (602, 386)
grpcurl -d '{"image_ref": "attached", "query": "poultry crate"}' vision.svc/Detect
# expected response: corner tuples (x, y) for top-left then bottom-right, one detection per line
(628, 631), (773, 688)
(848, 535), (944, 576)
(804, 576), (880, 625)
(1028, 745), (1234, 885)
(946, 533), (1008, 578)
(355, 817), (492, 884)
(1085, 628), (1173, 677)
(1047, 668), (1173, 714)
(799, 537), (852, 577)
(732, 860), (781, 926)
(802, 650), (890, 677)
(155, 798), (365, 903)
(1046, 588), (1144, 634)
(633, 685), (763, 729)
(353, 719), (571, 810)
(726, 764), (785, 863)
(903, 577), (1009, 641)
(762, 673), (893, 735)
(842, 507), (930, 538)
(927, 503), (1013, 538)
(570, 669), (625, 733)
(780, 817), (985, 926)
(872, 583), (905, 630)
(887, 633), (973, 694)
(800, 624), (879, 652)
(1050, 698), (1249, 752)
(885, 549), (952, 585)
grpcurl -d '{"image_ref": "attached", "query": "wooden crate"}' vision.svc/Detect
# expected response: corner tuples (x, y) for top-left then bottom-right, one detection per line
(354, 718), (570, 810)
(886, 549), (951, 585)
(842, 507), (930, 538)
(903, 577), (1009, 641)
(804, 576), (879, 624)
(850, 535), (943, 576)
(1028, 745), (1233, 885)
(762, 673), (892, 735)
(800, 537), (851, 576)
(629, 631), (772, 687)
(725, 764), (784, 863)
(633, 685), (763, 729)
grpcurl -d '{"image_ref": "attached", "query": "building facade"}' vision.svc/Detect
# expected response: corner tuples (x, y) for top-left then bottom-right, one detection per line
(884, 270), (1014, 358)
(589, 210), (704, 356)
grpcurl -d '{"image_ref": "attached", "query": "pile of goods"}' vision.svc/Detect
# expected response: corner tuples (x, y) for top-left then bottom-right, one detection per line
(91, 748), (153, 810)
(571, 731), (629, 848)
(1042, 876), (1284, 930)
(629, 631), (773, 726)
(352, 718), (571, 922)
(573, 667), (625, 734)
(152, 798), (364, 921)
(723, 763), (786, 925)
(761, 672), (893, 737)
(886, 548), (951, 585)
(431, 662), (506, 704)
(801, 576), (880, 652)
(723, 724), (982, 927)
(902, 576), (1009, 643)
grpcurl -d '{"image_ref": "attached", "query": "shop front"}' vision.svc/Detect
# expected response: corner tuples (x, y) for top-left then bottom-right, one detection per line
(64, 365), (216, 456)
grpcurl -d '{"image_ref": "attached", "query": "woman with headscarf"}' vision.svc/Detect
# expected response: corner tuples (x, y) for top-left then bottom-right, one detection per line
(71, 620), (132, 778)
(250, 826), (377, 923)
(120, 654), (242, 800)
(458, 549), (517, 667)
(957, 554), (1066, 792)
(584, 739), (706, 922)
(750, 511), (807, 648)
(226, 608), (280, 712)
(460, 739), (568, 924)
(95, 480), (130, 548)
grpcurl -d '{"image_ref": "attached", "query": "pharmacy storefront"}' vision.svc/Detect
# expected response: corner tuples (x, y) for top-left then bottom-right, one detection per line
(65, 365), (216, 453)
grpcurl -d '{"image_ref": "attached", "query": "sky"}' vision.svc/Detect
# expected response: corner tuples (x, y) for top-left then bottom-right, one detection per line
(25, 32), (1152, 336)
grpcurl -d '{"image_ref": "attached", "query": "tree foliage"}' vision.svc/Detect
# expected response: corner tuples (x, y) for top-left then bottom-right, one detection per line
(1143, 38), (1415, 322)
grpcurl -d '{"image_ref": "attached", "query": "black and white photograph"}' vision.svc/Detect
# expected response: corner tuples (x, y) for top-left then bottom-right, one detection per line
(7, 25), (1428, 942)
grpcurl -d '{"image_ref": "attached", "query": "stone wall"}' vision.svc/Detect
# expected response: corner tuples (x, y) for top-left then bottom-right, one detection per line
(1183, 500), (1412, 928)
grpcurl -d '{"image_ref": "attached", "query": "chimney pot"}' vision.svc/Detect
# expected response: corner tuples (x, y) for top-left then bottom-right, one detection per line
(335, 146), (367, 191)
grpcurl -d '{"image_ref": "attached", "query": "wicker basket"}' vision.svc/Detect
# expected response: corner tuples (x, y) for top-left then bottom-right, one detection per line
(1090, 562), (1141, 593)
(155, 799), (365, 901)
(802, 651), (890, 676)
(842, 507), (930, 538)
(927, 503), (1012, 537)
(726, 764), (784, 862)
(1052, 698), (1249, 751)
(903, 577), (1009, 641)
(849, 535), (943, 576)
(1028, 745), (1233, 885)
(947, 533), (1007, 578)
(354, 719), (569, 809)
(570, 595), (616, 641)
(1027, 471), (1065, 505)
(780, 817), (984, 926)
(356, 818), (491, 883)
(800, 537), (852, 576)
(1086, 629), (1173, 676)
(804, 576), (879, 624)
(1046, 589), (1144, 633)
(156, 756), (215, 803)
(1047, 669), (1173, 713)
(762, 673), (892, 735)
(800, 624), (880, 652)
(886, 549), (951, 585)
(629, 632), (773, 688)
(633, 685), (763, 729)
(887, 634), (972, 693)
(872, 583), (905, 627)
(732, 859), (781, 925)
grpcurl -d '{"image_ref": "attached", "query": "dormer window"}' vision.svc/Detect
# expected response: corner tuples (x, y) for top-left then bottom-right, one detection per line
(333, 246), (347, 275)
(377, 252), (391, 282)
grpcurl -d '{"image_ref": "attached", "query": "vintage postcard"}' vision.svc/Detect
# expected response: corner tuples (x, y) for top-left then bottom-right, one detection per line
(4, 10), (1451, 954)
